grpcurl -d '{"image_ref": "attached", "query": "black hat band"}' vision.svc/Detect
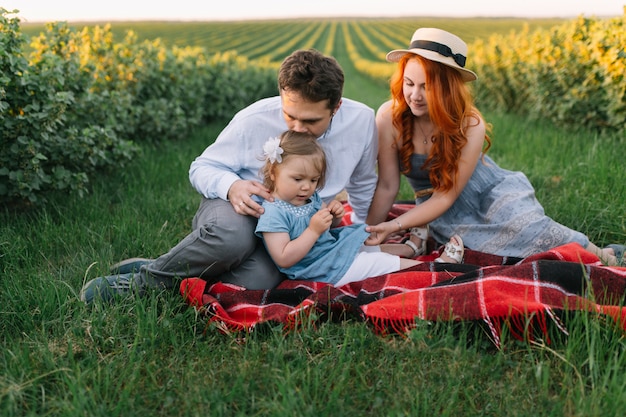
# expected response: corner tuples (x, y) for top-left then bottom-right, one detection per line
(409, 40), (467, 67)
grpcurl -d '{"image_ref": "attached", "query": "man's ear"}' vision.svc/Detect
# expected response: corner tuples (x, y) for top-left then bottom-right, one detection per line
(332, 99), (343, 116)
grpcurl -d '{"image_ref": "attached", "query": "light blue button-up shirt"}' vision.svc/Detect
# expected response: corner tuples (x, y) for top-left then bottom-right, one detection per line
(188, 96), (378, 223)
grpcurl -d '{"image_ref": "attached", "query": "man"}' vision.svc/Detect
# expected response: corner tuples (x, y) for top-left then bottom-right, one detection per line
(81, 49), (379, 303)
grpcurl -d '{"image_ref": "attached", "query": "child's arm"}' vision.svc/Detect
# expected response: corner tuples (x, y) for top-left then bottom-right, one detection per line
(262, 208), (334, 268)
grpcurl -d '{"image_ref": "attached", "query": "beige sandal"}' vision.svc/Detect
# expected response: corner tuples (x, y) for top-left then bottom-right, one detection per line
(403, 226), (428, 258)
(435, 235), (464, 263)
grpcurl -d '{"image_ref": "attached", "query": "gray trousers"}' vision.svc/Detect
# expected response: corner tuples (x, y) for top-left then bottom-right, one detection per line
(136, 198), (285, 290)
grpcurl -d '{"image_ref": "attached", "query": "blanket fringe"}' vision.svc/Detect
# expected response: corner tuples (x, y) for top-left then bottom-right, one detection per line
(367, 316), (419, 337)
(366, 309), (573, 349)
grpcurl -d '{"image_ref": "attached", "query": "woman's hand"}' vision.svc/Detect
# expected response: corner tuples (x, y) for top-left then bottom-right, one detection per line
(364, 221), (395, 245)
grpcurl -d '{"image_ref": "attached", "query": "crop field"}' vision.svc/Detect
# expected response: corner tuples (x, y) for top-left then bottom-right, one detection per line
(19, 17), (569, 109)
(20, 17), (567, 63)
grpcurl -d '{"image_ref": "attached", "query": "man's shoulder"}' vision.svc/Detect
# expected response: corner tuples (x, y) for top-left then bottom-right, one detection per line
(336, 98), (375, 129)
(234, 96), (281, 118)
(341, 97), (374, 113)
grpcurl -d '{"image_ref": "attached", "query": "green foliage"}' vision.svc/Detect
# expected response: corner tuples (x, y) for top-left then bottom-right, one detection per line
(49, 15), (621, 136)
(6, 12), (625, 205)
(0, 10), (92, 203)
(1, 10), (277, 207)
(472, 13), (626, 135)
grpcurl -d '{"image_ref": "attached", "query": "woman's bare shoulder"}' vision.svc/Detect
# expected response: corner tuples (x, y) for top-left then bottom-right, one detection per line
(376, 100), (393, 115)
(464, 114), (487, 152)
(375, 100), (394, 127)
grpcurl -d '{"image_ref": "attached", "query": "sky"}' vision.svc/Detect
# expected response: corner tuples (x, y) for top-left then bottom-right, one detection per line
(4, 0), (625, 23)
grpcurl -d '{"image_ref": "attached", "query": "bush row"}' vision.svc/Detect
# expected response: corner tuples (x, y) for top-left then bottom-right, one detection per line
(471, 12), (626, 134)
(4, 9), (624, 206)
(0, 9), (277, 206)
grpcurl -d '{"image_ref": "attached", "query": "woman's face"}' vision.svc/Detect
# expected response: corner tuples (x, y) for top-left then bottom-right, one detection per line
(402, 59), (429, 117)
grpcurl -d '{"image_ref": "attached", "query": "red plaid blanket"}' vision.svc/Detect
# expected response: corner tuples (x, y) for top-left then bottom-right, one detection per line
(180, 204), (626, 348)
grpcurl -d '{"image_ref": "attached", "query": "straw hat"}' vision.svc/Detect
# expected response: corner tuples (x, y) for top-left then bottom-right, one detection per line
(386, 28), (477, 82)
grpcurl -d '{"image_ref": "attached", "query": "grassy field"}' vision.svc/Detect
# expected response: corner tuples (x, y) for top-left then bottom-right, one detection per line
(3, 17), (626, 416)
(2, 111), (625, 416)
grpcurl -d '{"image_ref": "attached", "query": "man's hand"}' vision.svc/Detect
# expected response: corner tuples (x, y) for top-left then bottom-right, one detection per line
(228, 180), (272, 218)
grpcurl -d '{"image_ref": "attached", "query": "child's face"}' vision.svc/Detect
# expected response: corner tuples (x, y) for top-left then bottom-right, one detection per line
(271, 155), (321, 206)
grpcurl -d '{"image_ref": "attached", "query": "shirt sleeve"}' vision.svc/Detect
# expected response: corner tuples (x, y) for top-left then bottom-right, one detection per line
(188, 120), (246, 200)
(255, 203), (290, 237)
(188, 98), (285, 201)
(344, 111), (378, 223)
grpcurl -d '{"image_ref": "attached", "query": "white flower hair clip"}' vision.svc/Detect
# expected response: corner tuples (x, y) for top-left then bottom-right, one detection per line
(263, 136), (284, 164)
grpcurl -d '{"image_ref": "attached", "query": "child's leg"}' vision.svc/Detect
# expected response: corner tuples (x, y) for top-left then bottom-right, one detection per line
(380, 242), (415, 258)
(399, 258), (423, 269)
(383, 235), (465, 264)
(334, 247), (424, 286)
(434, 235), (464, 263)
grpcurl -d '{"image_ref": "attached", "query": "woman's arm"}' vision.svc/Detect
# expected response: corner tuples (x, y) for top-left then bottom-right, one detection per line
(365, 101), (403, 225)
(366, 115), (486, 244)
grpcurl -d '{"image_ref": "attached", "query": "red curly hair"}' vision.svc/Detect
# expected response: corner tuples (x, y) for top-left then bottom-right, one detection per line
(389, 54), (491, 192)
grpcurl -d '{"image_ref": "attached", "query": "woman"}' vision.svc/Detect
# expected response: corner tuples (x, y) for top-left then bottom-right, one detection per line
(365, 27), (624, 265)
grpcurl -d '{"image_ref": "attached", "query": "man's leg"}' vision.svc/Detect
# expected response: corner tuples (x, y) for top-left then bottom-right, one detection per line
(136, 198), (260, 289)
(81, 198), (283, 303)
(218, 239), (285, 289)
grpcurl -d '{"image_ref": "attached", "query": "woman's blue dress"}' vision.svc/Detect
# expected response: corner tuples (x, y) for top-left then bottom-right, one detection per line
(406, 153), (589, 258)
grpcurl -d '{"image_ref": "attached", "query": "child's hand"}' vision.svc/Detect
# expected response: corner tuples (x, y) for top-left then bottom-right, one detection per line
(326, 200), (345, 219)
(309, 208), (333, 235)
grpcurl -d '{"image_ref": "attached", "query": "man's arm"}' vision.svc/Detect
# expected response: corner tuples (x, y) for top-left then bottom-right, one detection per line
(343, 111), (379, 223)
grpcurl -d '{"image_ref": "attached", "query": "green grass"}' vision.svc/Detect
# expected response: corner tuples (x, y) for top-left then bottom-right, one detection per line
(2, 111), (625, 415)
(4, 17), (626, 417)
